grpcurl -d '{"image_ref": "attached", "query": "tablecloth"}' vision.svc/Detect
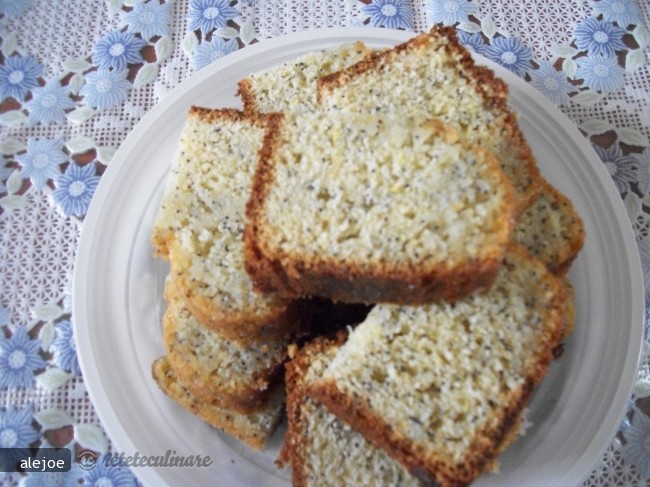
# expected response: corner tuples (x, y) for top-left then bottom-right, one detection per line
(0, 0), (649, 485)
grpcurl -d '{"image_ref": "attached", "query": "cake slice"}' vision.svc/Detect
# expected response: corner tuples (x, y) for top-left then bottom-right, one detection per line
(513, 179), (585, 275)
(152, 357), (283, 450)
(278, 335), (420, 487)
(559, 276), (576, 341)
(163, 280), (288, 413)
(552, 276), (576, 360)
(245, 112), (515, 304)
(308, 245), (564, 487)
(237, 42), (372, 114)
(151, 107), (303, 343)
(318, 26), (542, 216)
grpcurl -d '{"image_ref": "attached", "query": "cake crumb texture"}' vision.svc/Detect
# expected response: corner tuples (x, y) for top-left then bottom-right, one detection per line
(308, 245), (564, 486)
(318, 26), (542, 215)
(246, 111), (515, 304)
(151, 107), (299, 341)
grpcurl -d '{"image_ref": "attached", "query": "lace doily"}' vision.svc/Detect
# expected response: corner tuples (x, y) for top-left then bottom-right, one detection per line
(1, 0), (649, 485)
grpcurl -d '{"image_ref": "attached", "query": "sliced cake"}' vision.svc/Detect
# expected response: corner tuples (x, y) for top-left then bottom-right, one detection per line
(245, 112), (515, 304)
(163, 281), (288, 413)
(151, 107), (302, 343)
(513, 179), (585, 275)
(278, 335), (420, 487)
(152, 357), (283, 450)
(238, 42), (372, 113)
(318, 26), (542, 215)
(560, 276), (576, 341)
(308, 245), (565, 486)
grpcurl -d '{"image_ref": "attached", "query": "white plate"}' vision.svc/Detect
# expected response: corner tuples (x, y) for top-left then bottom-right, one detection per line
(73, 27), (644, 487)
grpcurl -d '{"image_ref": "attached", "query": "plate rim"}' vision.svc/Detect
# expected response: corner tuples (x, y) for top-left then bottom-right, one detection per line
(72, 26), (645, 487)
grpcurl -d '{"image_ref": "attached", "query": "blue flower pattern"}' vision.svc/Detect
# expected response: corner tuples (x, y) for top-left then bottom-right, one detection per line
(529, 61), (574, 106)
(82, 455), (139, 487)
(53, 163), (100, 217)
(122, 1), (173, 40)
(592, 143), (638, 194)
(456, 31), (487, 56)
(633, 147), (650, 196)
(15, 138), (68, 190)
(0, 0), (34, 19)
(426, 0), (476, 26)
(485, 36), (532, 77)
(576, 53), (625, 93)
(25, 79), (75, 125)
(0, 405), (40, 449)
(574, 17), (626, 56)
(193, 37), (239, 70)
(0, 308), (9, 327)
(622, 408), (650, 478)
(21, 461), (83, 487)
(80, 68), (131, 110)
(0, 327), (46, 391)
(362, 0), (414, 30)
(590, 0), (641, 27)
(0, 55), (42, 101)
(188, 0), (239, 35)
(92, 30), (147, 72)
(51, 320), (81, 376)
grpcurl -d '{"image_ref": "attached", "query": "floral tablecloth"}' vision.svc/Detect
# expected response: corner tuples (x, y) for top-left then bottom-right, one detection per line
(0, 0), (649, 486)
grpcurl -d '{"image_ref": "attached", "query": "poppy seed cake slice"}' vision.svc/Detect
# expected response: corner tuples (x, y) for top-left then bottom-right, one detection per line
(308, 245), (565, 487)
(163, 281), (288, 414)
(559, 276), (576, 341)
(237, 42), (372, 114)
(245, 112), (515, 304)
(278, 336), (420, 487)
(152, 357), (284, 450)
(151, 107), (302, 343)
(513, 179), (585, 275)
(318, 26), (542, 215)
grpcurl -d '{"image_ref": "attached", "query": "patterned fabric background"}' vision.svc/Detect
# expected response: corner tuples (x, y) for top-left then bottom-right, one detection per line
(0, 0), (649, 485)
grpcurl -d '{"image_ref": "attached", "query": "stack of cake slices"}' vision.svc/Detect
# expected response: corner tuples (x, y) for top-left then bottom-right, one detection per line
(150, 44), (373, 450)
(151, 26), (585, 486)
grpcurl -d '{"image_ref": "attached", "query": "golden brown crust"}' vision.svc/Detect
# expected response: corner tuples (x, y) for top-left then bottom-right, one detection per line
(244, 113), (515, 305)
(307, 247), (565, 486)
(246, 248), (505, 305)
(237, 78), (259, 115)
(152, 356), (282, 450)
(164, 348), (283, 415)
(558, 276), (576, 343)
(236, 41), (375, 116)
(514, 178), (585, 276)
(318, 27), (510, 112)
(553, 275), (577, 359)
(188, 105), (260, 124)
(150, 105), (274, 243)
(543, 182), (585, 275)
(162, 282), (288, 414)
(153, 106), (305, 343)
(277, 334), (348, 486)
(317, 26), (542, 215)
(166, 236), (305, 344)
(308, 355), (553, 486)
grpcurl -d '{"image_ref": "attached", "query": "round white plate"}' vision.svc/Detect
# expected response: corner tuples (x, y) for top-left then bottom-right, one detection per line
(73, 27), (644, 487)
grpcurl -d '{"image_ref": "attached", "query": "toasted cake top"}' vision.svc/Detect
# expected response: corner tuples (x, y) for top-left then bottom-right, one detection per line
(318, 26), (542, 214)
(238, 42), (372, 113)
